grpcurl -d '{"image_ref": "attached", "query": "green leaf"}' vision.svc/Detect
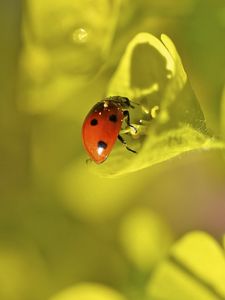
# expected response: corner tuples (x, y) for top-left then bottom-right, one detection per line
(49, 283), (127, 300)
(90, 33), (225, 176)
(147, 231), (225, 300)
(19, 0), (121, 113)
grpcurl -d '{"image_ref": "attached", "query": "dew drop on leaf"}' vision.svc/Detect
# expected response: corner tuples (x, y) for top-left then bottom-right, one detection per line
(72, 28), (88, 44)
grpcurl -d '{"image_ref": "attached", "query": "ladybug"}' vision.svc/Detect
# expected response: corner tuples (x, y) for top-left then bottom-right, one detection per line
(82, 96), (137, 164)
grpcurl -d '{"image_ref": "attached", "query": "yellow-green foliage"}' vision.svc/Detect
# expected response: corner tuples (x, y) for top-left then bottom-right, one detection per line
(0, 1), (225, 300)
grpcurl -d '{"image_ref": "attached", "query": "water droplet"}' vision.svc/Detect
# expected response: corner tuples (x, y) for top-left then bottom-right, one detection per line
(72, 28), (88, 44)
(166, 69), (173, 79)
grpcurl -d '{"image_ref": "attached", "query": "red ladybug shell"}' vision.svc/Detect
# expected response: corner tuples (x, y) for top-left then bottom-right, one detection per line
(82, 100), (124, 164)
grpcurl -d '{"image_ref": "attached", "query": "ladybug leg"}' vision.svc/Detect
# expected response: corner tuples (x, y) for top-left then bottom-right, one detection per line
(123, 110), (137, 134)
(85, 158), (93, 164)
(118, 134), (137, 154)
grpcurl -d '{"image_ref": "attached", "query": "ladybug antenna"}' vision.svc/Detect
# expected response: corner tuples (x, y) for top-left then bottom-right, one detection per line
(129, 100), (140, 108)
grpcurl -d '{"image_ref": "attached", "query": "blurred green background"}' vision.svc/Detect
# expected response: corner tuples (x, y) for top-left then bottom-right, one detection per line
(0, 0), (225, 299)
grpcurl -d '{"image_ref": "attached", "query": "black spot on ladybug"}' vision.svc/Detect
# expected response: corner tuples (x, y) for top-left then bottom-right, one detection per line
(98, 140), (107, 149)
(109, 114), (117, 123)
(90, 118), (98, 126)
